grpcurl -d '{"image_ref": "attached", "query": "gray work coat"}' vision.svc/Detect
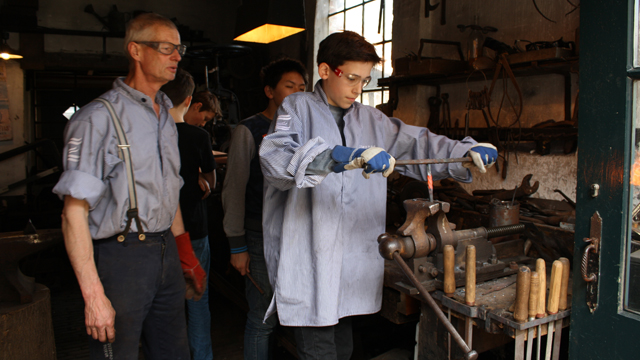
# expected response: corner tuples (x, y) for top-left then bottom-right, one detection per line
(259, 81), (477, 326)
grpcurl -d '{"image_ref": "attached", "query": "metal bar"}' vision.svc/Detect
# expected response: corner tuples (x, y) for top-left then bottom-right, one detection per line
(392, 252), (478, 359)
(515, 329), (526, 360)
(395, 157), (472, 166)
(551, 319), (563, 360)
(544, 321), (554, 360)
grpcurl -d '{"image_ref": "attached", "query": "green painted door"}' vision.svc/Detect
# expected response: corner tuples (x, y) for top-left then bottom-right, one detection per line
(570, 0), (640, 358)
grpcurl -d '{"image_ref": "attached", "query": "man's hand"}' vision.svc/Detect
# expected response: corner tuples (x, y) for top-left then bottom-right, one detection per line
(198, 173), (211, 199)
(84, 293), (117, 343)
(331, 146), (396, 179)
(463, 143), (498, 173)
(174, 232), (207, 301)
(230, 251), (251, 276)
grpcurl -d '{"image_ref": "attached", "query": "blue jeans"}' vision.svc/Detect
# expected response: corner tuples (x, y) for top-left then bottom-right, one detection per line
(89, 231), (189, 360)
(292, 317), (353, 360)
(244, 229), (278, 360)
(186, 236), (213, 360)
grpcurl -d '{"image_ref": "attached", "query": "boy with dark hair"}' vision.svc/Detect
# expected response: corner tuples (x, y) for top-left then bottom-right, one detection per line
(185, 91), (220, 127)
(259, 31), (497, 359)
(161, 68), (216, 360)
(222, 57), (307, 360)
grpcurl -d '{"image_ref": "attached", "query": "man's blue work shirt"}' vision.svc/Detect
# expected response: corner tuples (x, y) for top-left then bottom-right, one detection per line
(53, 78), (183, 239)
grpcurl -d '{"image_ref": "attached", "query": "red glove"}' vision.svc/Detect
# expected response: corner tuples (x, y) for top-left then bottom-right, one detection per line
(174, 232), (207, 301)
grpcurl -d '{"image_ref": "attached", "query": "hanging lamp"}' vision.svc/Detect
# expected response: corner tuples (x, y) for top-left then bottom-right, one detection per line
(0, 33), (22, 60)
(234, 0), (306, 44)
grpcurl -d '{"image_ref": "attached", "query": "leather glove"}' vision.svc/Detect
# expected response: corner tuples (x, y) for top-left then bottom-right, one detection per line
(174, 232), (207, 301)
(331, 146), (396, 179)
(463, 143), (498, 173)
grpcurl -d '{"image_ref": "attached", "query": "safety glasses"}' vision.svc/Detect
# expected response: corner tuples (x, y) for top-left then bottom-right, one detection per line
(135, 41), (187, 56)
(332, 67), (372, 88)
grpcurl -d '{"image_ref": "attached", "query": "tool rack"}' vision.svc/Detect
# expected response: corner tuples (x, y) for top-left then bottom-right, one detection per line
(387, 271), (571, 360)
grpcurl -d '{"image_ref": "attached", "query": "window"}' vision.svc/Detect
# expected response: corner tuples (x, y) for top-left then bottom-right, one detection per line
(327, 0), (393, 107)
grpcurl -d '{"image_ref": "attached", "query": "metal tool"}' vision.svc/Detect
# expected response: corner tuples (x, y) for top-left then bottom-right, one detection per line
(536, 259), (546, 360)
(551, 258), (570, 360)
(464, 245), (476, 349)
(544, 260), (563, 360)
(395, 156), (472, 166)
(246, 273), (265, 295)
(526, 271), (540, 360)
(514, 266), (531, 323)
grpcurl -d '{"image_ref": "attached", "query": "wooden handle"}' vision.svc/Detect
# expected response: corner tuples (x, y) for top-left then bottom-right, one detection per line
(547, 260), (563, 314)
(529, 271), (540, 320)
(514, 266), (531, 323)
(465, 245), (476, 306)
(536, 258), (547, 318)
(444, 245), (455, 296)
(558, 257), (571, 311)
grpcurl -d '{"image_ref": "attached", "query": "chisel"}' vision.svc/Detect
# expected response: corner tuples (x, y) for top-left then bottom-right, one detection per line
(526, 271), (540, 360)
(465, 245), (476, 349)
(444, 244), (455, 360)
(535, 259), (546, 360)
(545, 260), (563, 360)
(514, 266), (530, 360)
(551, 258), (570, 360)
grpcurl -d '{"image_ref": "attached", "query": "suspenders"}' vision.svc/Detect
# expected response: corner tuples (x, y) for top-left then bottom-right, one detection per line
(93, 98), (146, 242)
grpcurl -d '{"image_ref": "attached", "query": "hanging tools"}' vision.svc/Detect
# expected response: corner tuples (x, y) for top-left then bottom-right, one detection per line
(526, 271), (540, 360)
(464, 245), (476, 349)
(551, 258), (570, 360)
(544, 260), (563, 360)
(536, 258), (546, 360)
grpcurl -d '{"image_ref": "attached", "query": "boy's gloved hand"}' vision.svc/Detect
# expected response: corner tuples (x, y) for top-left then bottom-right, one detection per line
(331, 145), (396, 179)
(463, 143), (498, 173)
(174, 232), (207, 301)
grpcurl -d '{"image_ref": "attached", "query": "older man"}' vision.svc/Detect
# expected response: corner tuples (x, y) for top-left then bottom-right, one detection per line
(53, 13), (205, 360)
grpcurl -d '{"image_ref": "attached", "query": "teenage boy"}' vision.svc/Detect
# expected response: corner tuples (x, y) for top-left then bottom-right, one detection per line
(222, 58), (308, 360)
(184, 91), (219, 128)
(259, 31), (497, 359)
(53, 13), (206, 359)
(161, 68), (217, 360)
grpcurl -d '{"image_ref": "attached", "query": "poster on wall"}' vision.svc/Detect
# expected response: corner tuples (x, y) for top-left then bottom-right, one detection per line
(0, 61), (11, 141)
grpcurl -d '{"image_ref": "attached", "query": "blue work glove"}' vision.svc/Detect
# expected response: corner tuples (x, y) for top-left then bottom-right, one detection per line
(331, 146), (396, 179)
(463, 143), (498, 173)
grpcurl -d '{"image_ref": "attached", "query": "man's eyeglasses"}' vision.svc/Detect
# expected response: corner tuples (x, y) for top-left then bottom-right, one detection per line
(332, 67), (372, 88)
(135, 41), (187, 56)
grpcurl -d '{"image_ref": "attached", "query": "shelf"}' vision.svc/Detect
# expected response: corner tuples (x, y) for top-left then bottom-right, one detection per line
(378, 57), (578, 87)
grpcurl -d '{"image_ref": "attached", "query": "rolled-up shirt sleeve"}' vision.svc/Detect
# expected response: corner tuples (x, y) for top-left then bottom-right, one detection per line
(52, 113), (110, 209)
(259, 103), (330, 191)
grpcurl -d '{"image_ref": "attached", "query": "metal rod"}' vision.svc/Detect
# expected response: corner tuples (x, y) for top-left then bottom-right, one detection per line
(427, 164), (434, 202)
(392, 252), (478, 360)
(246, 273), (264, 295)
(395, 157), (473, 166)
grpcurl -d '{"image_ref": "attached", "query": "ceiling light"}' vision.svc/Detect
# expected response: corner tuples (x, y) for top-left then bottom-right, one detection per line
(0, 33), (22, 60)
(234, 0), (306, 44)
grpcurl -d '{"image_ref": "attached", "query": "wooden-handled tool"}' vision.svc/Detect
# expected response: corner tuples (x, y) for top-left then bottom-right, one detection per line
(535, 259), (546, 359)
(465, 245), (476, 306)
(444, 244), (456, 297)
(558, 257), (571, 311)
(545, 260), (563, 360)
(551, 258), (571, 360)
(514, 266), (531, 323)
(464, 245), (476, 349)
(526, 272), (540, 360)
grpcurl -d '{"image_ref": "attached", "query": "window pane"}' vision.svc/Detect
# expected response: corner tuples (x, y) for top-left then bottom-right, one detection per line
(384, 0), (394, 40)
(628, 80), (640, 313)
(329, 13), (344, 34)
(364, 44), (383, 91)
(329, 0), (345, 14)
(346, 0), (363, 8)
(345, 6), (363, 34)
(363, 0), (382, 44)
(384, 42), (393, 77)
(383, 90), (389, 103)
(361, 91), (382, 107)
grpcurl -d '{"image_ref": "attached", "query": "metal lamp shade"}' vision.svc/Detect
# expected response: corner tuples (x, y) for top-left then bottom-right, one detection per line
(234, 0), (306, 44)
(0, 41), (22, 60)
